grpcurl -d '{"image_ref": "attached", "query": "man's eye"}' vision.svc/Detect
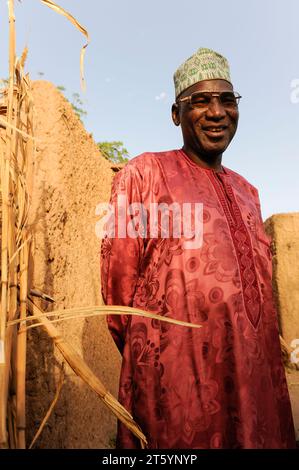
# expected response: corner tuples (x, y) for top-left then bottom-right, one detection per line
(192, 95), (209, 105)
(221, 93), (237, 104)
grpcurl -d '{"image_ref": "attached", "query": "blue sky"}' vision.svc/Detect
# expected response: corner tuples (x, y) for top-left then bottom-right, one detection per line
(0, 0), (298, 219)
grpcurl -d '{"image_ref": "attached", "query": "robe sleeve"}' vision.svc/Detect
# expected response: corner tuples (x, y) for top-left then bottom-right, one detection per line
(100, 161), (144, 355)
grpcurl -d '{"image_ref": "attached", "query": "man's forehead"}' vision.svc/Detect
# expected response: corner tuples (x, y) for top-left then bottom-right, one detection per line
(179, 79), (234, 98)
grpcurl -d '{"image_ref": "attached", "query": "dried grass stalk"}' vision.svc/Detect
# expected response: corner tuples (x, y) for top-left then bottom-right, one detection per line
(7, 395), (17, 449)
(0, 116), (36, 141)
(0, 0), (17, 448)
(16, 242), (29, 449)
(27, 299), (148, 448)
(9, 304), (203, 331)
(29, 363), (65, 449)
(40, 0), (90, 90)
(0, 0), (33, 446)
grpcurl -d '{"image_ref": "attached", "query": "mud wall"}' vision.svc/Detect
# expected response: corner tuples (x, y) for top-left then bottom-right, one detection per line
(26, 81), (121, 448)
(265, 213), (299, 441)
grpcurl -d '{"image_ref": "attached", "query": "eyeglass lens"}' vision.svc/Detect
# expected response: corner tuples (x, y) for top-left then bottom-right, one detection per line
(191, 92), (240, 108)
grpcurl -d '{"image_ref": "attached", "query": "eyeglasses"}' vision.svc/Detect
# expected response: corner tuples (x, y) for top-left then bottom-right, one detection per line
(177, 91), (242, 109)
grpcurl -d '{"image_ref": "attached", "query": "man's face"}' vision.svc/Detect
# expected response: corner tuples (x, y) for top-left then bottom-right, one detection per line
(172, 79), (239, 159)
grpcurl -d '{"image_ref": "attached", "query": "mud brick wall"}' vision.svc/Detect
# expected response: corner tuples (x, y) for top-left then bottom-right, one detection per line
(26, 81), (121, 448)
(265, 213), (299, 441)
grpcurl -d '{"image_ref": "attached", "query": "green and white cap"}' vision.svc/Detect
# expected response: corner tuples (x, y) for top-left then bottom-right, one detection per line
(174, 47), (232, 99)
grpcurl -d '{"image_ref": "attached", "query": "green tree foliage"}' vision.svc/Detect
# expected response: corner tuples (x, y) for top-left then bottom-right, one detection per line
(97, 141), (129, 164)
(71, 92), (87, 120)
(57, 85), (87, 121)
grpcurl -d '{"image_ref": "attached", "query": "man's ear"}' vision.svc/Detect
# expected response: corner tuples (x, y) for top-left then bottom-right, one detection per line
(171, 103), (180, 126)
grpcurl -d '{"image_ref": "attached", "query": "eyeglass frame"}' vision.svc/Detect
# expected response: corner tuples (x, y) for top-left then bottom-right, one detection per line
(176, 90), (242, 109)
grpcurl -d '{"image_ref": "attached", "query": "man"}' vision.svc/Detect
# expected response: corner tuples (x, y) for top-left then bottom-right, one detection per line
(100, 48), (296, 449)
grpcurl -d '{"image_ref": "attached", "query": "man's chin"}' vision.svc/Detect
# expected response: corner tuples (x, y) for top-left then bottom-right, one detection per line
(198, 136), (231, 157)
(201, 144), (228, 158)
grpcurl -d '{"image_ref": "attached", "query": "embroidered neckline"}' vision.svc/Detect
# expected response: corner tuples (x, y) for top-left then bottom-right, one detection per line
(178, 148), (228, 175)
(206, 171), (262, 329)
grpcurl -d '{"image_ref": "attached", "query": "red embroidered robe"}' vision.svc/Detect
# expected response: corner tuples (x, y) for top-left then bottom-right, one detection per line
(100, 149), (296, 449)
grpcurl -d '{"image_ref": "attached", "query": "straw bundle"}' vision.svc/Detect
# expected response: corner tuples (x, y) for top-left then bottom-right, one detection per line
(0, 0), (32, 448)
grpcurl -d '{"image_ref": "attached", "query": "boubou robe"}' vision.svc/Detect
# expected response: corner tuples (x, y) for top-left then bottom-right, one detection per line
(100, 149), (296, 449)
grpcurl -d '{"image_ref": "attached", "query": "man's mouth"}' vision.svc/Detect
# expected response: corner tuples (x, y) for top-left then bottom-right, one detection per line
(202, 125), (228, 134)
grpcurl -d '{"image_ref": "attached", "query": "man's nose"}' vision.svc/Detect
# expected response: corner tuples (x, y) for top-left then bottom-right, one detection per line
(205, 97), (226, 119)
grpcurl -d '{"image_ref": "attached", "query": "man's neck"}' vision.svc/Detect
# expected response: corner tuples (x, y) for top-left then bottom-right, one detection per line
(182, 146), (223, 172)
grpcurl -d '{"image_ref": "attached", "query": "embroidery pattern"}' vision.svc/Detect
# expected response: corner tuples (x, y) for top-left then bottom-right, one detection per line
(207, 171), (262, 328)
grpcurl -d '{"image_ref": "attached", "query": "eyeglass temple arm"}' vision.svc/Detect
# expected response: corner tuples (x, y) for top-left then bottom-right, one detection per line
(176, 96), (190, 103)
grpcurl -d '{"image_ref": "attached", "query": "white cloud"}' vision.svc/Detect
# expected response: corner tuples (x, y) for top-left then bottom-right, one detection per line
(155, 91), (167, 102)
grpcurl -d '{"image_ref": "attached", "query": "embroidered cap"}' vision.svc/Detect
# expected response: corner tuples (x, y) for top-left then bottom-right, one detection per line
(173, 47), (232, 99)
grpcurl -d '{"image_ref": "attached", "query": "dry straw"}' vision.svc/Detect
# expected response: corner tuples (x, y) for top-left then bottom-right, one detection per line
(0, 0), (29, 448)
(40, 0), (90, 91)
